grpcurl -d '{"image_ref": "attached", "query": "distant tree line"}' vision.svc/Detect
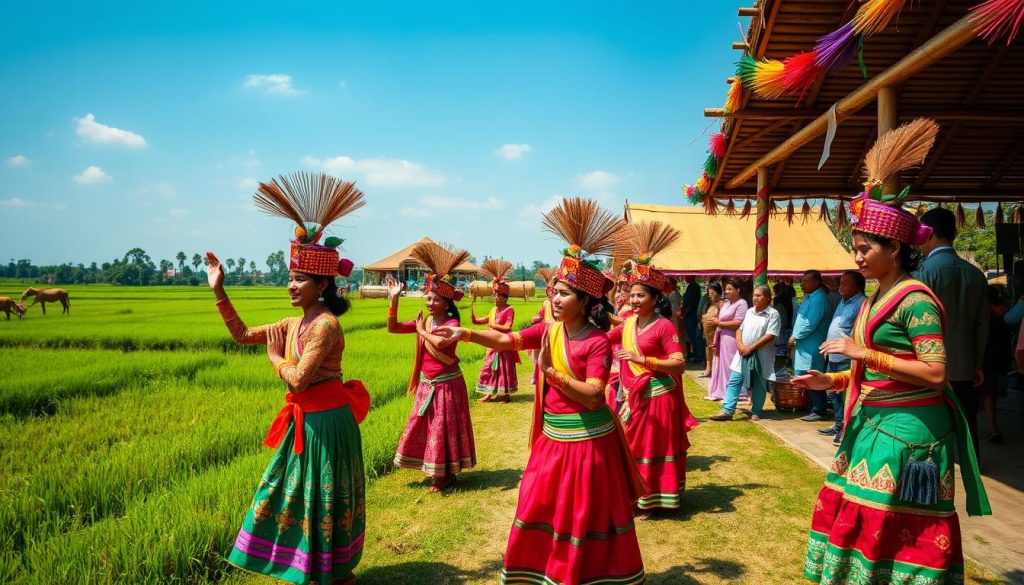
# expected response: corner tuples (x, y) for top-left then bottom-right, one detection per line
(2, 249), (355, 286)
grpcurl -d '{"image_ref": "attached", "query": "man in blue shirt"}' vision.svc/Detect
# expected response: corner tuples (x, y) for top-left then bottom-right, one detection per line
(789, 270), (832, 421)
(816, 270), (866, 444)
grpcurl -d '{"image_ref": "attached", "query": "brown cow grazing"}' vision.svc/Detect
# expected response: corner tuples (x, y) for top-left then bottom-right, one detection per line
(0, 297), (27, 320)
(21, 288), (70, 315)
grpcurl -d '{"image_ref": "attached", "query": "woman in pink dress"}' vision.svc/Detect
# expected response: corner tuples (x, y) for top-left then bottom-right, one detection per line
(387, 242), (476, 492)
(440, 197), (646, 585)
(606, 271), (635, 411)
(472, 259), (520, 403)
(610, 221), (698, 512)
(706, 278), (747, 401)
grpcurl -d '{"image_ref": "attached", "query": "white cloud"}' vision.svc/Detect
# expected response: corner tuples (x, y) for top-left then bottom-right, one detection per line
(244, 74), (305, 96)
(169, 208), (188, 219)
(576, 170), (619, 190)
(495, 143), (532, 161)
(6, 155), (30, 167)
(74, 113), (147, 148)
(0, 197), (32, 207)
(398, 207), (432, 218)
(73, 166), (112, 185)
(421, 195), (504, 211)
(303, 155), (446, 188)
(238, 177), (260, 190)
(515, 195), (563, 228)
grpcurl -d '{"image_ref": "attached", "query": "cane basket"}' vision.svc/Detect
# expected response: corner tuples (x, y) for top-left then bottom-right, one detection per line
(770, 376), (808, 411)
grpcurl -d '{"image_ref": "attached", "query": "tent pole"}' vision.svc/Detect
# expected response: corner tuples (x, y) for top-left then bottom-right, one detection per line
(754, 167), (769, 286)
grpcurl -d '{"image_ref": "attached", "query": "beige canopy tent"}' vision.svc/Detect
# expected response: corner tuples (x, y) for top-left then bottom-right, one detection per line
(361, 237), (479, 286)
(626, 202), (856, 277)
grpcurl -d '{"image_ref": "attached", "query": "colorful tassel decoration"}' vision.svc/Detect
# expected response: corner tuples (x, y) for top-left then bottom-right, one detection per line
(970, 0), (1024, 46)
(851, 0), (907, 36)
(740, 199), (753, 219)
(710, 133), (727, 158)
(695, 174), (711, 198)
(815, 24), (859, 73)
(683, 184), (701, 205)
(724, 78), (743, 114)
(819, 201), (830, 223)
(801, 201), (812, 224)
(956, 203), (966, 229)
(736, 54), (759, 88)
(783, 52), (825, 103)
(703, 154), (718, 179)
(769, 199), (780, 217)
(996, 203), (1004, 225)
(976, 205), (986, 228)
(785, 201), (796, 225)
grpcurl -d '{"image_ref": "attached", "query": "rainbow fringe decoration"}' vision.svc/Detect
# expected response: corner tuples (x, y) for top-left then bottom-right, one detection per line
(970, 0), (1024, 45)
(851, 0), (906, 36)
(710, 133), (727, 158)
(782, 51), (825, 102)
(724, 78), (743, 114)
(814, 24), (859, 74)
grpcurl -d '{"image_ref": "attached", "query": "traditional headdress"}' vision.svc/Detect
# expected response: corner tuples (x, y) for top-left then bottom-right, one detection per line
(848, 118), (939, 246)
(480, 258), (513, 296)
(541, 197), (624, 298)
(620, 221), (681, 294)
(534, 267), (556, 285)
(254, 171), (364, 277)
(411, 242), (469, 301)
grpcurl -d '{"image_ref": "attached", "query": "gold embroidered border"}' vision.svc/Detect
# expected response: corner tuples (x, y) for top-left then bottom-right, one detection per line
(841, 492), (955, 518)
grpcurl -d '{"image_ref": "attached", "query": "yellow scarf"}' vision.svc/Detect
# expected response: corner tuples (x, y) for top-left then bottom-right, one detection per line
(530, 322), (575, 446)
(621, 315), (652, 377)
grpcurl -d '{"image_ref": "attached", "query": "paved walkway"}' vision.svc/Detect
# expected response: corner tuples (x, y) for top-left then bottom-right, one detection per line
(687, 364), (1024, 584)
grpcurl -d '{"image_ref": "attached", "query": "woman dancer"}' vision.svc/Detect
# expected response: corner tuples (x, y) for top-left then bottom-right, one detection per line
(387, 242), (476, 492)
(794, 119), (990, 584)
(441, 197), (646, 585)
(213, 172), (370, 585)
(705, 278), (746, 401)
(611, 221), (698, 512)
(472, 259), (520, 403)
(699, 282), (723, 378)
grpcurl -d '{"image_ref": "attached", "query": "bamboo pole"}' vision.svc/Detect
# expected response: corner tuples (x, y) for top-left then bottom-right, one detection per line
(726, 14), (979, 190)
(754, 168), (770, 287)
(738, 6), (759, 16)
(877, 87), (899, 194)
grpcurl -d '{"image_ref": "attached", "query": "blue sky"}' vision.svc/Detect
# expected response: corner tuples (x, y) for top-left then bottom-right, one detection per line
(0, 0), (746, 269)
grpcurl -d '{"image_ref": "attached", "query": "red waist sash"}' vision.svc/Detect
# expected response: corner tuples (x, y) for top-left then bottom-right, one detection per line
(264, 379), (371, 454)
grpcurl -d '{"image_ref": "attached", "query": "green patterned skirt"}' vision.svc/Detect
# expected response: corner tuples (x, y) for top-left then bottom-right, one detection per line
(228, 406), (365, 585)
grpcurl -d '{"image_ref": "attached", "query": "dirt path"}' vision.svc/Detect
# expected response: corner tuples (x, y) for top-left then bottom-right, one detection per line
(227, 363), (1001, 585)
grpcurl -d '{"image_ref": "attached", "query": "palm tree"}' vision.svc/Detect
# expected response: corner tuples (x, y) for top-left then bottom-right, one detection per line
(226, 258), (236, 273)
(192, 253), (203, 272)
(237, 257), (246, 275)
(176, 251), (186, 272)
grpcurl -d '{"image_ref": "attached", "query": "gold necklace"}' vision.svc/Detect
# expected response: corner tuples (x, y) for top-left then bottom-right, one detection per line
(566, 322), (592, 339)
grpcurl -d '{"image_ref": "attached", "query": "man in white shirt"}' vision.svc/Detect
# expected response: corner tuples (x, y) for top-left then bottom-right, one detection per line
(710, 284), (782, 422)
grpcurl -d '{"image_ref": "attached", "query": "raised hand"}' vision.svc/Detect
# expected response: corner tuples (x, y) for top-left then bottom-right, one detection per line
(266, 325), (286, 362)
(384, 275), (403, 301)
(433, 325), (462, 347)
(614, 349), (639, 364)
(818, 334), (867, 361)
(206, 252), (225, 290)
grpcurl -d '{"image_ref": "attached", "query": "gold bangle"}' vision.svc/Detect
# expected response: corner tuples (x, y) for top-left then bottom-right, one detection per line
(644, 356), (660, 371)
(463, 328), (472, 342)
(864, 350), (895, 376)
(826, 372), (850, 391)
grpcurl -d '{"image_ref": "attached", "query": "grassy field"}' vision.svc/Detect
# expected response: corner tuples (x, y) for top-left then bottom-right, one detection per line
(0, 283), (536, 584)
(0, 283), (1002, 584)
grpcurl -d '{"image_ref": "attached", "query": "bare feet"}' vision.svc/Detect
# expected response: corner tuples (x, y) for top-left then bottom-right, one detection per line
(499, 394), (511, 403)
(429, 475), (456, 492)
(478, 394), (494, 403)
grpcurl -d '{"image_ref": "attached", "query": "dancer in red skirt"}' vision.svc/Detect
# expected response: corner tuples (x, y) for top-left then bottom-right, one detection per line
(472, 259), (520, 403)
(607, 268), (635, 411)
(610, 221), (698, 512)
(439, 197), (647, 585)
(386, 242), (476, 492)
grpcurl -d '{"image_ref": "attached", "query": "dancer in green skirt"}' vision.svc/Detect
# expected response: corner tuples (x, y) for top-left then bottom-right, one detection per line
(794, 120), (990, 584)
(210, 172), (371, 585)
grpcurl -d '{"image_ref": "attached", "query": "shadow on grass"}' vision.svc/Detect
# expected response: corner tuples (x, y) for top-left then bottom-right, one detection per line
(357, 559), (503, 584)
(687, 454), (731, 472)
(646, 558), (746, 584)
(404, 468), (523, 494)
(645, 483), (771, 521)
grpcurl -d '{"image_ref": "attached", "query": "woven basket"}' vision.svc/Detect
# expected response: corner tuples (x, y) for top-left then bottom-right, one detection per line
(770, 377), (808, 411)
